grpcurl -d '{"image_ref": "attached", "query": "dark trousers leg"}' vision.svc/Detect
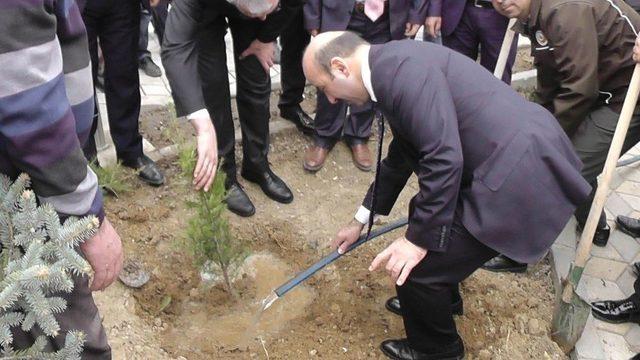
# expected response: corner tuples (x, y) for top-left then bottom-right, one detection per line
(443, 6), (516, 84)
(442, 8), (480, 62)
(81, 3), (101, 161)
(229, 17), (272, 173)
(82, 98), (100, 162)
(278, 8), (309, 108)
(396, 216), (498, 352)
(83, 0), (143, 163)
(151, 0), (169, 44)
(197, 17), (238, 181)
(474, 8), (517, 84)
(572, 107), (640, 227)
(139, 6), (152, 61)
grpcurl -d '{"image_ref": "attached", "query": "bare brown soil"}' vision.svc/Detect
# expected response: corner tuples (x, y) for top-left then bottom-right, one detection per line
(94, 100), (568, 359)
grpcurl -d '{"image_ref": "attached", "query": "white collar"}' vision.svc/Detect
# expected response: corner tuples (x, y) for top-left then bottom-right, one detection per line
(360, 46), (377, 102)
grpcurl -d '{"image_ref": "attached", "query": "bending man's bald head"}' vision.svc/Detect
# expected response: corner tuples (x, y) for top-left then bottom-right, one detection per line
(303, 31), (369, 78)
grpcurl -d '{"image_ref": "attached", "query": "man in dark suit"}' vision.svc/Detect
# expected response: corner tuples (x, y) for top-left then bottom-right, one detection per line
(302, 0), (427, 172)
(303, 31), (590, 359)
(162, 0), (301, 217)
(80, 0), (166, 186)
(425, 0), (517, 84)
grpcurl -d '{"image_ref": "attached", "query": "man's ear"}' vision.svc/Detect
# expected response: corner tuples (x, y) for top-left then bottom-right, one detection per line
(330, 57), (350, 78)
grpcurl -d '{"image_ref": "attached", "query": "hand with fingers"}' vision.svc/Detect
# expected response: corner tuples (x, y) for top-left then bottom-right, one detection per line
(404, 22), (421, 37)
(331, 219), (365, 255)
(80, 218), (124, 291)
(240, 39), (276, 74)
(369, 236), (427, 286)
(189, 115), (218, 192)
(425, 16), (442, 39)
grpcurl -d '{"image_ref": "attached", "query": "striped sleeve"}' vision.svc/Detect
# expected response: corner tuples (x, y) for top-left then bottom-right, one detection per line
(0, 0), (104, 222)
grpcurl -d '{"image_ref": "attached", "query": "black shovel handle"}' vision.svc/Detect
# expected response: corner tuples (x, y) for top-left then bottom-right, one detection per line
(274, 218), (409, 297)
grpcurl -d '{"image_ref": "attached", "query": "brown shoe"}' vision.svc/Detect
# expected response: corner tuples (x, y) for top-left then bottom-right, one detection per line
(303, 145), (329, 172)
(350, 143), (372, 171)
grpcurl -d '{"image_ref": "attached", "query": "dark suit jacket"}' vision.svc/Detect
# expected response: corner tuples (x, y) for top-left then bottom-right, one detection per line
(161, 0), (303, 117)
(425, 0), (465, 36)
(362, 41), (591, 263)
(304, 0), (429, 40)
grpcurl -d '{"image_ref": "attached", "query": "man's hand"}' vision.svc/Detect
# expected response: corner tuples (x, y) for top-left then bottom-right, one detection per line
(425, 16), (442, 38)
(80, 218), (124, 291)
(369, 236), (427, 286)
(189, 116), (218, 192)
(310, 29), (319, 37)
(331, 219), (365, 254)
(150, 0), (160, 7)
(240, 39), (275, 74)
(634, 35), (640, 63)
(405, 23), (421, 37)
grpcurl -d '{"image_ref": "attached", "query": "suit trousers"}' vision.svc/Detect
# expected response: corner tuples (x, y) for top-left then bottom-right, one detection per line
(197, 14), (272, 179)
(313, 10), (391, 148)
(572, 106), (640, 227)
(442, 4), (517, 84)
(82, 0), (144, 163)
(12, 274), (111, 359)
(139, 1), (169, 61)
(278, 7), (310, 108)
(396, 214), (498, 352)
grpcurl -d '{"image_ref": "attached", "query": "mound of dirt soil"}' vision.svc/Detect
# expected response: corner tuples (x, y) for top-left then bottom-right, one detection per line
(96, 105), (567, 360)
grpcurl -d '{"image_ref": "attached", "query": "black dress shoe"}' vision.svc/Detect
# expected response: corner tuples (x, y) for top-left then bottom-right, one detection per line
(576, 222), (610, 247)
(120, 155), (165, 186)
(385, 296), (463, 317)
(279, 105), (314, 135)
(225, 183), (255, 217)
(139, 56), (162, 78)
(591, 296), (640, 324)
(617, 215), (640, 238)
(380, 339), (464, 360)
(241, 168), (293, 204)
(481, 254), (527, 273)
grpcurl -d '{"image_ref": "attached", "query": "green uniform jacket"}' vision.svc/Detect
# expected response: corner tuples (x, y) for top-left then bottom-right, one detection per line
(515, 0), (640, 135)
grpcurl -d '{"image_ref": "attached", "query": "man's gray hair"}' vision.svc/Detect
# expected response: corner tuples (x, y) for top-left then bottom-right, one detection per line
(315, 31), (369, 76)
(227, 0), (274, 15)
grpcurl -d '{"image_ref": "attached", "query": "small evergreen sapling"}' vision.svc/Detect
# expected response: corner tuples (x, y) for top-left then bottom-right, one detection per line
(0, 174), (97, 359)
(177, 142), (246, 297)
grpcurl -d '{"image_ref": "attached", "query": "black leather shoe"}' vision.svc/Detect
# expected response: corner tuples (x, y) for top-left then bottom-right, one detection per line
(385, 296), (463, 317)
(380, 339), (464, 360)
(241, 168), (293, 204)
(225, 182), (255, 217)
(576, 222), (610, 247)
(591, 296), (640, 324)
(279, 105), (314, 135)
(481, 254), (527, 273)
(139, 56), (162, 78)
(616, 215), (640, 238)
(121, 155), (165, 186)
